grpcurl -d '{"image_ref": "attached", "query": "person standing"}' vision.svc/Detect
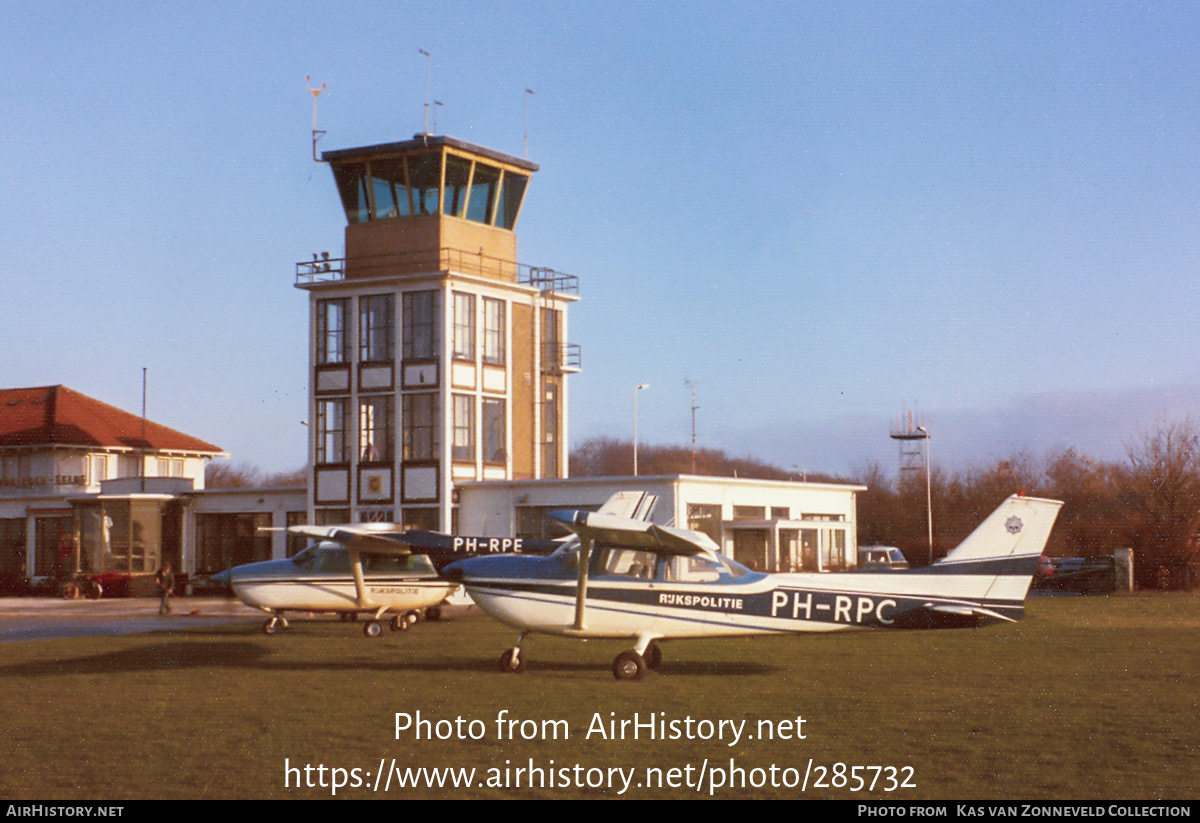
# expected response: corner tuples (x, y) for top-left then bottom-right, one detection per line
(155, 562), (175, 616)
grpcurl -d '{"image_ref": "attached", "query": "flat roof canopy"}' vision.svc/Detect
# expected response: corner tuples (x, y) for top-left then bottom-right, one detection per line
(323, 134), (538, 172)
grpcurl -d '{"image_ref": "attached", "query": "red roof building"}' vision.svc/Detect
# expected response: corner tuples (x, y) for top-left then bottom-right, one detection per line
(0, 385), (222, 454)
(1, 386), (230, 586)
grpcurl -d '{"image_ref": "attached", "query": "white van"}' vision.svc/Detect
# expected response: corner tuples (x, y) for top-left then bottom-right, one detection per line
(857, 546), (909, 570)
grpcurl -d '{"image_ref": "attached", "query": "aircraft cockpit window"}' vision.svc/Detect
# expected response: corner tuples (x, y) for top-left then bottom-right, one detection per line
(554, 546), (580, 571)
(665, 555), (723, 583)
(719, 555), (752, 578)
(601, 548), (657, 579)
(405, 555), (437, 575)
(364, 554), (404, 573)
(314, 548), (351, 573)
(290, 546), (318, 570)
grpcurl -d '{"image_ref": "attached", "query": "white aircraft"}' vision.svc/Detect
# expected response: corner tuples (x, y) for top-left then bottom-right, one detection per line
(442, 494), (1063, 680)
(225, 532), (459, 637)
(227, 492), (659, 638)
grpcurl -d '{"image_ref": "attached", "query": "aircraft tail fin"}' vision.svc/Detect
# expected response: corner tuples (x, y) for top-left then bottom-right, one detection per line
(895, 494), (1064, 627)
(937, 494), (1063, 568)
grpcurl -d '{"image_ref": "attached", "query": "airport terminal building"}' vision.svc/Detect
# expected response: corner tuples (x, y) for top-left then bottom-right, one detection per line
(1, 133), (866, 591)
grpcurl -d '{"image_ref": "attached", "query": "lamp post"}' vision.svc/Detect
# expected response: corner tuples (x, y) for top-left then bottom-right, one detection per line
(916, 425), (933, 564)
(633, 383), (650, 476)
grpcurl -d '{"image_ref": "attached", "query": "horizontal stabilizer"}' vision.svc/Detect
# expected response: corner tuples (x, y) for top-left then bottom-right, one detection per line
(892, 602), (1016, 629)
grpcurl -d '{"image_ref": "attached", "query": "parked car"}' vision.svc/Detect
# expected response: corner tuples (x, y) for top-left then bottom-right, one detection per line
(1034, 555), (1116, 593)
(857, 546), (909, 570)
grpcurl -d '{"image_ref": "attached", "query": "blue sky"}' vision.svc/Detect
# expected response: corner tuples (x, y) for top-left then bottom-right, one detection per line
(5, 2), (1200, 477)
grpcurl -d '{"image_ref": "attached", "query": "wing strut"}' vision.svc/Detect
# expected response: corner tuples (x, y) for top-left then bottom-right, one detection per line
(349, 548), (372, 609)
(573, 536), (592, 631)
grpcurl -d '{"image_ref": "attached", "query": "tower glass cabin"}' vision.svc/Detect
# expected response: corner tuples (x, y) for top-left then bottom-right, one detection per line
(296, 135), (579, 531)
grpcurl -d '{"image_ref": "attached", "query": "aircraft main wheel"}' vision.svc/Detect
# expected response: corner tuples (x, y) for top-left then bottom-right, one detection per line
(499, 647), (527, 674)
(364, 621), (383, 638)
(425, 606), (442, 622)
(263, 617), (281, 635)
(645, 643), (662, 670)
(613, 651), (646, 681)
(404, 610), (420, 627)
(390, 615), (410, 632)
(87, 581), (103, 599)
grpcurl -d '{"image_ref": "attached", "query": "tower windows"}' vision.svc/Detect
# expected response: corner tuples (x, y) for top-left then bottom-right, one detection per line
(483, 298), (505, 366)
(317, 299), (350, 364)
(483, 398), (506, 464)
(330, 148), (530, 229)
(316, 399), (348, 464)
(359, 294), (394, 363)
(402, 394), (436, 461)
(453, 292), (475, 360)
(452, 395), (474, 462)
(359, 396), (392, 462)
(403, 291), (438, 360)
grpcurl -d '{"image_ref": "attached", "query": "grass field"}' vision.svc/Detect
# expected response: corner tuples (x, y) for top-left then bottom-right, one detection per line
(1, 593), (1197, 800)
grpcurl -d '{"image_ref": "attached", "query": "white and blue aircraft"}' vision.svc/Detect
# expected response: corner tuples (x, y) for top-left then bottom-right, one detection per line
(227, 492), (658, 638)
(443, 493), (1063, 680)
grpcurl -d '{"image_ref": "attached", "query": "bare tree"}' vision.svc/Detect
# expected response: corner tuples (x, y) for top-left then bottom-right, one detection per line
(205, 461), (307, 489)
(569, 437), (819, 482)
(1118, 420), (1200, 589)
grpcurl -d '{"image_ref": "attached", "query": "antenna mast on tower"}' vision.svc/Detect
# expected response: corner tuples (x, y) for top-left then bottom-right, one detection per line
(889, 410), (928, 479)
(306, 76), (326, 161)
(684, 378), (699, 474)
(890, 410), (934, 564)
(419, 49), (432, 134)
(524, 88), (536, 158)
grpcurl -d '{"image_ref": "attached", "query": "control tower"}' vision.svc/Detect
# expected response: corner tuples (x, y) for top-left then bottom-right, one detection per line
(296, 134), (579, 531)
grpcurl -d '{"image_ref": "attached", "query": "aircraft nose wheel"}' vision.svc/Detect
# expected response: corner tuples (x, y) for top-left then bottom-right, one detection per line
(263, 617), (282, 635)
(613, 650), (647, 681)
(364, 621), (383, 638)
(499, 647), (527, 673)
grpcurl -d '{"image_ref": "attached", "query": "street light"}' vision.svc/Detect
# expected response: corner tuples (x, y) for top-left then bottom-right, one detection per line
(916, 425), (933, 564)
(633, 384), (650, 476)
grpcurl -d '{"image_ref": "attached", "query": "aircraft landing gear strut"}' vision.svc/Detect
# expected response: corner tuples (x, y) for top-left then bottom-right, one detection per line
(612, 637), (662, 681)
(499, 632), (529, 674)
(389, 610), (418, 632)
(263, 613), (289, 635)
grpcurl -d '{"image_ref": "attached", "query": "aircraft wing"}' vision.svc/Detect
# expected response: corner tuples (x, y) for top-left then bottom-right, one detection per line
(286, 524), (413, 554)
(548, 510), (720, 558)
(399, 530), (564, 555)
(594, 491), (658, 521)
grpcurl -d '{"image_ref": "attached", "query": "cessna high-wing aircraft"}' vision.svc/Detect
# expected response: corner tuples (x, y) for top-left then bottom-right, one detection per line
(443, 493), (1063, 680)
(226, 492), (658, 637)
(225, 533), (459, 637)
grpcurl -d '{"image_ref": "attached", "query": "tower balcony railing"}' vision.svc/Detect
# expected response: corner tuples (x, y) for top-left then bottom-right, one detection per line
(519, 267), (579, 295)
(543, 342), (582, 374)
(296, 249), (578, 295)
